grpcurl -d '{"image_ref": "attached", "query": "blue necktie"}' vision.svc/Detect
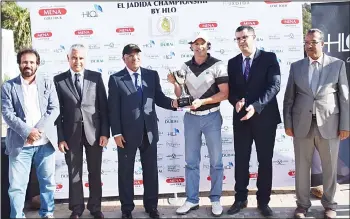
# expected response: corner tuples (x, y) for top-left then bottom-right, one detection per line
(244, 57), (251, 81)
(133, 73), (142, 97)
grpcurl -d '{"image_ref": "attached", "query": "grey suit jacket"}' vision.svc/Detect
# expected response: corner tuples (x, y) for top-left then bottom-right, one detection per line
(283, 54), (349, 139)
(1, 75), (59, 156)
(54, 70), (109, 147)
(108, 67), (175, 148)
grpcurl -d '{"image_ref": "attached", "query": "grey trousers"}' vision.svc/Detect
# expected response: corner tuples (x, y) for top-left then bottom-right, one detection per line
(293, 120), (339, 209)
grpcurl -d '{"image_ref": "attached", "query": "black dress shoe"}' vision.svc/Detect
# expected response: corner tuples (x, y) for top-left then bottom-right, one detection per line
(69, 212), (80, 219)
(146, 208), (160, 219)
(121, 211), (132, 219)
(258, 205), (273, 217)
(227, 200), (248, 215)
(90, 211), (104, 219)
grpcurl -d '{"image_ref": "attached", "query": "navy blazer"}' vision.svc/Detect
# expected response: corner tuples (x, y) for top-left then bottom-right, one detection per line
(108, 67), (174, 147)
(228, 49), (282, 126)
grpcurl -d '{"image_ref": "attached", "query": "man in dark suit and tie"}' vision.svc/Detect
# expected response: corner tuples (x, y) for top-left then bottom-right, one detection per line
(108, 44), (178, 219)
(54, 44), (109, 219)
(227, 26), (281, 217)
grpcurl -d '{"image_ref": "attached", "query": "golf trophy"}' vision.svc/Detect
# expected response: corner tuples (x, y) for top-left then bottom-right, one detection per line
(171, 69), (193, 107)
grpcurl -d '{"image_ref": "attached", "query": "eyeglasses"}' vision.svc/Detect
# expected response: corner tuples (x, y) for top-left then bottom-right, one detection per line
(234, 35), (255, 42)
(304, 41), (321, 46)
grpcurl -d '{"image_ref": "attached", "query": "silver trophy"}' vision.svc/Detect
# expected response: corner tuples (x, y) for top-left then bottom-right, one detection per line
(172, 69), (193, 107)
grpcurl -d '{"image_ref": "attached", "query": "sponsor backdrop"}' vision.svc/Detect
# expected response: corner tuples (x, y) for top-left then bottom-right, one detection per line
(30, 1), (303, 199)
(311, 2), (350, 183)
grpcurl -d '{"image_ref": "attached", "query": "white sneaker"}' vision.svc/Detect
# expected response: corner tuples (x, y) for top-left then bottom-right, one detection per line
(211, 201), (223, 217)
(176, 201), (199, 215)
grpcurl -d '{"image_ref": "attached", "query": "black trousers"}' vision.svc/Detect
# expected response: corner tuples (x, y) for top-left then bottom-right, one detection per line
(117, 127), (158, 213)
(64, 128), (103, 215)
(233, 121), (277, 206)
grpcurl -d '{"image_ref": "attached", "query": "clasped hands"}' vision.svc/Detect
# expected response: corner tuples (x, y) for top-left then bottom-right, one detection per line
(236, 98), (255, 121)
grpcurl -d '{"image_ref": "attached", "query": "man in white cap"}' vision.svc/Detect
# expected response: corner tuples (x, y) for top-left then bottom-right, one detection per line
(168, 32), (229, 217)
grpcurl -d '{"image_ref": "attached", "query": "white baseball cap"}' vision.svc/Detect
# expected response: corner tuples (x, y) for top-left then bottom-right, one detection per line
(188, 31), (209, 44)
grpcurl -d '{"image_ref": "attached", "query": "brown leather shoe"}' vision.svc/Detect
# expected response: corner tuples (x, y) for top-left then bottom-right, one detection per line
(294, 206), (308, 218)
(324, 208), (336, 219)
(311, 186), (323, 199)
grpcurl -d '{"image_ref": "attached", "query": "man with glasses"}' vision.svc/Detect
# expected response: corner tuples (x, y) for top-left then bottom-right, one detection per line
(227, 26), (281, 217)
(108, 44), (178, 219)
(283, 28), (349, 219)
(54, 44), (109, 219)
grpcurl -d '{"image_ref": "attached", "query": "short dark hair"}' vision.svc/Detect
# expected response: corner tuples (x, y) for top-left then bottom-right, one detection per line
(17, 48), (41, 65)
(306, 28), (324, 41)
(235, 25), (255, 34)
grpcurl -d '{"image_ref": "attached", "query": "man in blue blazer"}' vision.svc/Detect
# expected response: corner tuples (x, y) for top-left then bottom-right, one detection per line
(1, 48), (59, 218)
(227, 26), (281, 217)
(108, 44), (178, 219)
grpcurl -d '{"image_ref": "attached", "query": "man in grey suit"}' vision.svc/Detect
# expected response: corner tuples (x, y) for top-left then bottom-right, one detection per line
(283, 28), (349, 219)
(54, 44), (109, 219)
(1, 48), (59, 218)
(108, 44), (178, 219)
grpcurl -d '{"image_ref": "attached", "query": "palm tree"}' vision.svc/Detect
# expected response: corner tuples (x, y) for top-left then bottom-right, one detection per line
(1, 1), (31, 52)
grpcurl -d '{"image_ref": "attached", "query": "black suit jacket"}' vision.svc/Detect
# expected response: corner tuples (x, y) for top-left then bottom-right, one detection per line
(228, 49), (282, 126)
(54, 70), (109, 147)
(108, 67), (174, 147)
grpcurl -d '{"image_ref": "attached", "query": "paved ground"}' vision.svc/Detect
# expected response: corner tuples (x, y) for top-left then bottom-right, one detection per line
(25, 184), (349, 218)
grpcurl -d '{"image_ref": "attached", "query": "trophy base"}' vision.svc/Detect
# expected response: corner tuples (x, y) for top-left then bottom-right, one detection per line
(177, 96), (193, 107)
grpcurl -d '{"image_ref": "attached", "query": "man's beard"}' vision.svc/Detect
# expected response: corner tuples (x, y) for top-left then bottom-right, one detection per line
(20, 67), (36, 78)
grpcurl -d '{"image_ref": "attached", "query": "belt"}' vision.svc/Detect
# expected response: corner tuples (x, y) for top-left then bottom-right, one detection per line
(189, 106), (220, 116)
(312, 114), (316, 119)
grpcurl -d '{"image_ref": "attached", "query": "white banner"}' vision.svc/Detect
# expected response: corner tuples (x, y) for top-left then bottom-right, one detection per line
(30, 1), (303, 199)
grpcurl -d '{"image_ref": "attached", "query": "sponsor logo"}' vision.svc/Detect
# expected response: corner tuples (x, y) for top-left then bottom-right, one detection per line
(166, 141), (180, 148)
(180, 53), (192, 59)
(224, 162), (234, 169)
(199, 22), (218, 29)
(166, 153), (183, 160)
(144, 53), (160, 59)
(56, 184), (63, 190)
(158, 131), (164, 136)
(178, 39), (189, 44)
(221, 125), (233, 132)
(90, 58), (104, 64)
(157, 16), (175, 35)
(222, 137), (233, 145)
(167, 164), (181, 172)
(288, 170), (295, 176)
(207, 175), (226, 181)
(60, 173), (69, 178)
(268, 34), (281, 40)
(158, 165), (164, 173)
(165, 118), (179, 123)
(108, 55), (122, 62)
(88, 44), (100, 50)
(38, 7), (67, 20)
(134, 179), (143, 185)
(269, 48), (284, 53)
(74, 29), (93, 36)
(160, 39), (175, 47)
(203, 162), (210, 169)
(134, 166), (143, 175)
(104, 42), (121, 49)
(223, 1), (250, 8)
(273, 159), (288, 165)
(164, 51), (176, 59)
(288, 46), (302, 52)
(34, 32), (52, 38)
(116, 27), (135, 35)
(82, 4), (103, 18)
(240, 20), (259, 26)
(167, 128), (180, 136)
(281, 19), (300, 25)
(249, 172), (258, 178)
(53, 45), (65, 53)
(143, 40), (156, 48)
(165, 177), (185, 184)
(84, 182), (104, 187)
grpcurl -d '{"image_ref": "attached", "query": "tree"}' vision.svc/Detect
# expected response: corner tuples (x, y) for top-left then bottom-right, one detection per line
(302, 3), (311, 36)
(1, 1), (31, 52)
